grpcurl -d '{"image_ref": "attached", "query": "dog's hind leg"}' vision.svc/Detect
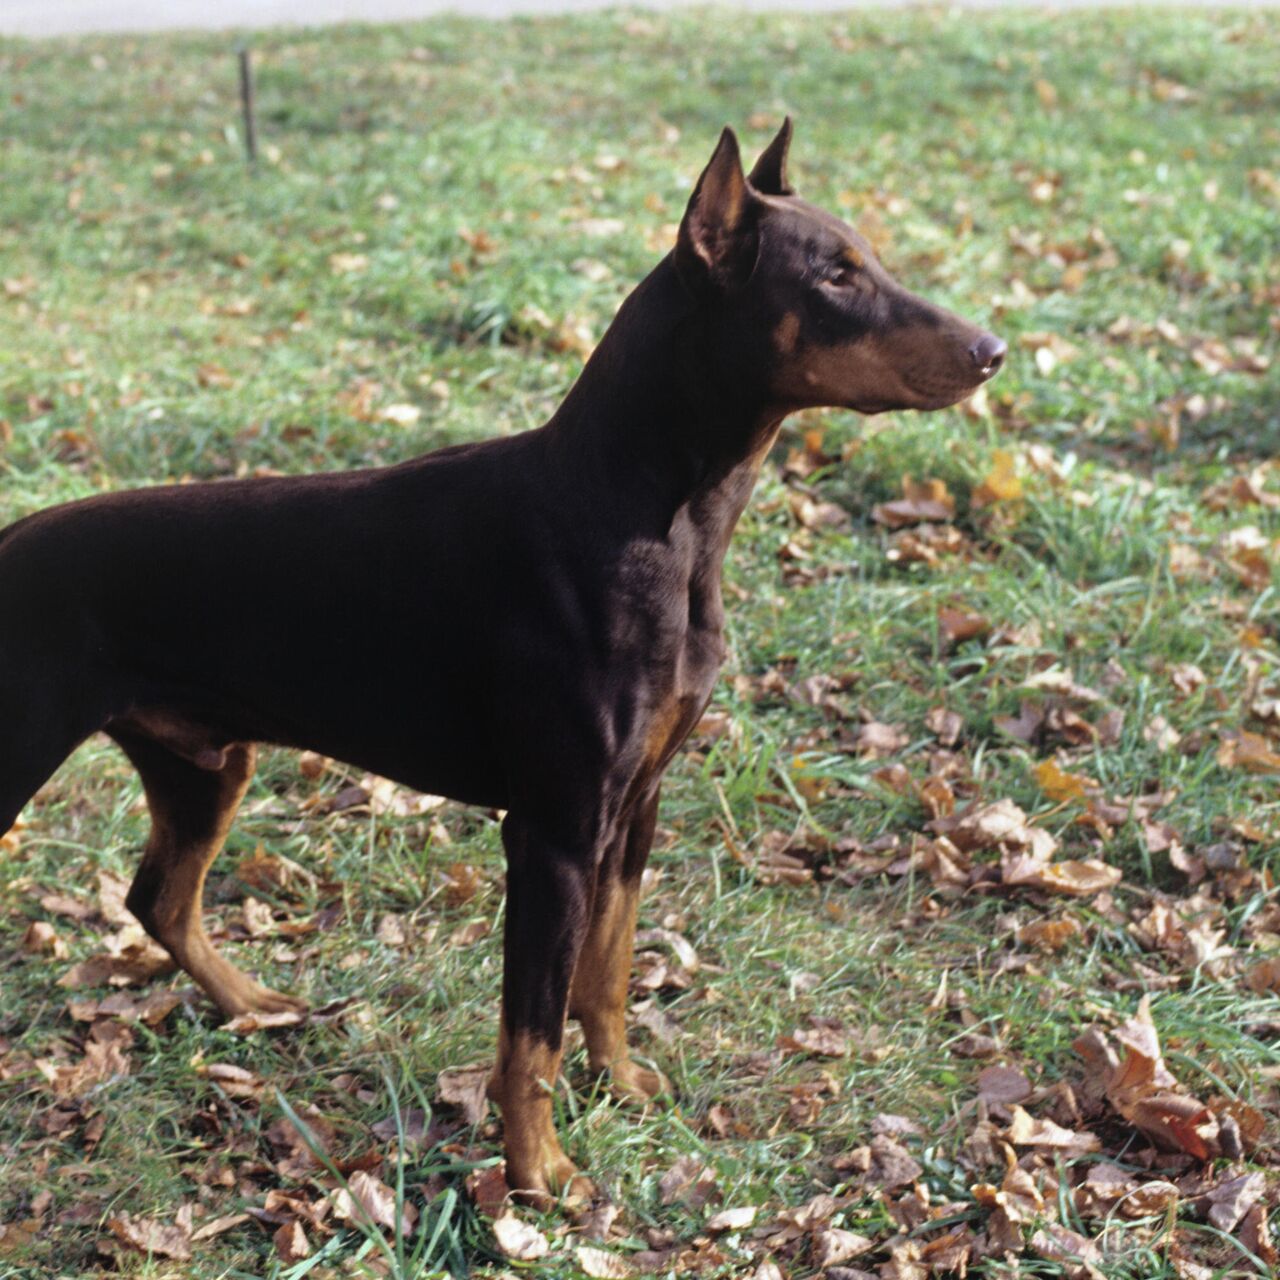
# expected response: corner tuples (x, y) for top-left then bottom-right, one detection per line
(0, 682), (98, 840)
(110, 727), (305, 1019)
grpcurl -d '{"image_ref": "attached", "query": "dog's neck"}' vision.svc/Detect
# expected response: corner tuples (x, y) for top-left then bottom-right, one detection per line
(544, 255), (781, 550)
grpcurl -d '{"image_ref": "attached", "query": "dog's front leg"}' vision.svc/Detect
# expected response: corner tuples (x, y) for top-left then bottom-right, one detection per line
(569, 787), (670, 1103)
(488, 812), (598, 1207)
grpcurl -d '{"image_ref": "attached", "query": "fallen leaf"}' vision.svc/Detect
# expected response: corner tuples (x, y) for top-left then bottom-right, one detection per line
(106, 1210), (192, 1261)
(778, 1024), (849, 1058)
(189, 1212), (251, 1242)
(973, 450), (1023, 506)
(464, 1163), (510, 1216)
(437, 1064), (490, 1126)
(1018, 917), (1082, 950)
(872, 476), (955, 527)
(705, 1205), (756, 1232)
(21, 921), (65, 957)
(659, 1154), (718, 1208)
(491, 1210), (548, 1260)
(1199, 1170), (1265, 1233)
(938, 606), (989, 646)
(1218, 730), (1280, 773)
(978, 1065), (1033, 1107)
(1007, 1104), (1100, 1153)
(577, 1244), (633, 1277)
(853, 720), (909, 759)
(813, 1226), (874, 1267)
(329, 251), (369, 274)
(273, 1219), (309, 1261)
(222, 1006), (306, 1034)
(1034, 758), (1092, 803)
(925, 706), (963, 747)
(58, 926), (174, 989)
(331, 1170), (415, 1237)
(379, 403), (421, 427)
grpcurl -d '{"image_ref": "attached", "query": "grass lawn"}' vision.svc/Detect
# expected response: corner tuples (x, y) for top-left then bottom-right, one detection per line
(2, 5), (1279, 1277)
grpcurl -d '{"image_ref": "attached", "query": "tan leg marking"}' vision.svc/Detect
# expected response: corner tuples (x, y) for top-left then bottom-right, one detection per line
(488, 1028), (594, 1207)
(569, 875), (669, 1103)
(126, 741), (306, 1019)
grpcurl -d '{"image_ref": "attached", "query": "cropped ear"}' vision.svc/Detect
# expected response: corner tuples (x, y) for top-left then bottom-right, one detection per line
(748, 116), (793, 195)
(675, 127), (760, 293)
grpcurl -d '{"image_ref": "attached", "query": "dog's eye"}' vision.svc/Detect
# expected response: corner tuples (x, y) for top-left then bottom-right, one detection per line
(825, 263), (860, 288)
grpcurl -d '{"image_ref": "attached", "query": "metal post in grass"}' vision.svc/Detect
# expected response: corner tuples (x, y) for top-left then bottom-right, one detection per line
(237, 45), (257, 167)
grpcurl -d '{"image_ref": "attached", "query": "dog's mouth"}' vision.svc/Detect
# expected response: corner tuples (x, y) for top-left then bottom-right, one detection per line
(849, 379), (990, 416)
(871, 339), (1007, 413)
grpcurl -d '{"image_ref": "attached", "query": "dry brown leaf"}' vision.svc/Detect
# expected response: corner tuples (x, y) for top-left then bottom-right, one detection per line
(1075, 1164), (1178, 1219)
(705, 1205), (757, 1232)
(1239, 1200), (1277, 1270)
(58, 926), (174, 989)
(223, 1006), (306, 1034)
(833, 1134), (922, 1191)
(95, 870), (134, 925)
(199, 1062), (263, 1100)
(332, 1170), (416, 1237)
(1218, 730), (1280, 773)
(1018, 917), (1082, 950)
(1031, 1222), (1104, 1273)
(464, 1162), (510, 1216)
(266, 1106), (336, 1179)
(1075, 997), (1222, 1159)
(437, 1063), (490, 1125)
(273, 1219), (310, 1261)
(21, 921), (65, 957)
(924, 706), (963, 747)
(37, 1021), (133, 1098)
(577, 1244), (633, 1277)
(1034, 758), (1092, 803)
(106, 1210), (192, 1261)
(778, 1024), (849, 1058)
(813, 1226), (874, 1267)
(789, 490), (850, 532)
(449, 919), (490, 947)
(659, 1154), (718, 1208)
(938, 606), (989, 646)
(1007, 1104), (1101, 1153)
(871, 475), (955, 528)
(189, 1212), (251, 1242)
(1199, 1170), (1265, 1232)
(1005, 856), (1122, 897)
(491, 1210), (549, 1260)
(978, 1065), (1033, 1107)
(853, 720), (909, 759)
(973, 449), (1024, 506)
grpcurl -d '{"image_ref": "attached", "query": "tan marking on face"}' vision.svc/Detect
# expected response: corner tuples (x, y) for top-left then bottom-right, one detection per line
(841, 245), (865, 269)
(775, 321), (985, 412)
(773, 311), (801, 354)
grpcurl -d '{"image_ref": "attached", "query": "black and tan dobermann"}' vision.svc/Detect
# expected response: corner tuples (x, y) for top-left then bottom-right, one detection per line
(0, 121), (1004, 1204)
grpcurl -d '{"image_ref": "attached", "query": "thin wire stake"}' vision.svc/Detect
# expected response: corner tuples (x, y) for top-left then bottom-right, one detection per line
(237, 46), (257, 167)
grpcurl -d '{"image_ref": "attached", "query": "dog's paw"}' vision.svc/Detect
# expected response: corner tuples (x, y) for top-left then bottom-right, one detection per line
(214, 977), (309, 1022)
(507, 1149), (597, 1212)
(607, 1058), (670, 1105)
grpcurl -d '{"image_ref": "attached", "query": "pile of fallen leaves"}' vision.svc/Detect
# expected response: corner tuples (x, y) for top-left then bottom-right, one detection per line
(477, 999), (1273, 1280)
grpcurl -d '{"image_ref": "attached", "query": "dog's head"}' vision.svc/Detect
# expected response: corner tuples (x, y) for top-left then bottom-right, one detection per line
(674, 121), (1005, 415)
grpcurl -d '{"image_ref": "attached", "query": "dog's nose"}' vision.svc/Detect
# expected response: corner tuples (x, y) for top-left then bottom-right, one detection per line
(969, 333), (1007, 377)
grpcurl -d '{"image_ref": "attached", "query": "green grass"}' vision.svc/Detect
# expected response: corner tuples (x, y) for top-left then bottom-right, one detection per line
(1, 7), (1279, 1278)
